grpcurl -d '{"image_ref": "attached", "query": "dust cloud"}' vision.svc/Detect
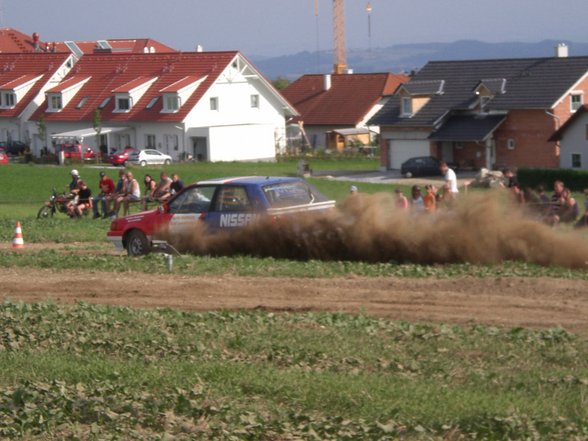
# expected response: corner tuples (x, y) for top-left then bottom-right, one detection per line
(161, 192), (588, 269)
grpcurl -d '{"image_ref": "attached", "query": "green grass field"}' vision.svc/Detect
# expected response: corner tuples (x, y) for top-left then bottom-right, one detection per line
(1, 160), (588, 439)
(0, 302), (586, 440)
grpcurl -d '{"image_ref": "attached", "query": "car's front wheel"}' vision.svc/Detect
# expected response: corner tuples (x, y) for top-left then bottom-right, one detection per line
(126, 230), (151, 257)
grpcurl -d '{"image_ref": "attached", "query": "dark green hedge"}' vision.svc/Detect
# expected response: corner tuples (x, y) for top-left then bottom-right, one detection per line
(517, 168), (588, 191)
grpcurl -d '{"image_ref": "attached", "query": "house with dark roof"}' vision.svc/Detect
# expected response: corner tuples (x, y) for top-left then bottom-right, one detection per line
(0, 52), (74, 149)
(369, 47), (588, 170)
(31, 51), (297, 162)
(549, 105), (588, 169)
(281, 72), (408, 151)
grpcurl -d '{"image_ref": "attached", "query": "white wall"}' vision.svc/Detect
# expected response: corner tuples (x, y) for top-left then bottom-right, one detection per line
(559, 112), (588, 170)
(208, 124), (275, 161)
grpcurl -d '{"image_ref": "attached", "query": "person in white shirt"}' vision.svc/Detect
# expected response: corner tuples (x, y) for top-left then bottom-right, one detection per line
(439, 161), (458, 193)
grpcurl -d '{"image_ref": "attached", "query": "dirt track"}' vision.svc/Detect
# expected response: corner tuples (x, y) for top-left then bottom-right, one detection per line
(2, 267), (588, 335)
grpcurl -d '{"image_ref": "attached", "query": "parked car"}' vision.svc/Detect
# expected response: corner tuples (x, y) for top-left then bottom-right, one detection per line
(107, 176), (336, 256)
(0, 148), (8, 165)
(0, 141), (27, 156)
(127, 149), (172, 166)
(400, 156), (445, 178)
(55, 143), (98, 161)
(109, 147), (137, 166)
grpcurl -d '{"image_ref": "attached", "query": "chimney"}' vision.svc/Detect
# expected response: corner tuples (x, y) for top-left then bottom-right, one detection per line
(323, 74), (332, 91)
(555, 43), (569, 58)
(196, 44), (203, 52)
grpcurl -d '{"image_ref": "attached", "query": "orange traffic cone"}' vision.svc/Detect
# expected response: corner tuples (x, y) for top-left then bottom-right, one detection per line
(11, 221), (24, 249)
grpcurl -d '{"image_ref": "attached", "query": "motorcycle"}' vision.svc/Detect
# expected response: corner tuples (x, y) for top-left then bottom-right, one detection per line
(37, 188), (75, 219)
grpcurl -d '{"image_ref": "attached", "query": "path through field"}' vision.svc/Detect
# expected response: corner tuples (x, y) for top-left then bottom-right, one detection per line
(2, 267), (588, 335)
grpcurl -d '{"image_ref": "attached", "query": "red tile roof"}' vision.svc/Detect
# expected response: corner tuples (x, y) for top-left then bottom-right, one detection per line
(281, 73), (408, 125)
(160, 75), (203, 93)
(46, 75), (91, 93)
(0, 28), (39, 53)
(53, 38), (176, 55)
(0, 74), (42, 89)
(32, 51), (239, 123)
(111, 76), (157, 93)
(0, 52), (71, 118)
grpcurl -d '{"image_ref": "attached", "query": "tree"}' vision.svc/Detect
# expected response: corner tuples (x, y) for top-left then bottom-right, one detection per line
(93, 109), (103, 160)
(272, 77), (290, 90)
(36, 115), (47, 155)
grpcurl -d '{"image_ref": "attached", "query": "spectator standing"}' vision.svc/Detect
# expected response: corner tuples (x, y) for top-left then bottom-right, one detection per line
(411, 185), (425, 213)
(423, 184), (437, 213)
(544, 180), (565, 225)
(574, 189), (588, 229)
(439, 162), (458, 194)
(92, 172), (115, 219)
(394, 188), (409, 210)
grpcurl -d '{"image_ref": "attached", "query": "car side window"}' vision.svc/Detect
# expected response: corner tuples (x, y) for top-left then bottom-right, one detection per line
(213, 186), (251, 212)
(168, 186), (216, 214)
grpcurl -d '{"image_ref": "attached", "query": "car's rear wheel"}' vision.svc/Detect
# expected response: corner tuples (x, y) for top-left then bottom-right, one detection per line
(126, 230), (151, 257)
(139, 160), (147, 167)
(164, 159), (171, 165)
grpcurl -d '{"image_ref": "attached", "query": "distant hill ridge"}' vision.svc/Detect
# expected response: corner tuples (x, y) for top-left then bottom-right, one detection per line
(250, 40), (588, 80)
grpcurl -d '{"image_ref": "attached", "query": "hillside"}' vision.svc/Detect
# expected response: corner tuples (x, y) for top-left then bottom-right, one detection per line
(250, 40), (588, 80)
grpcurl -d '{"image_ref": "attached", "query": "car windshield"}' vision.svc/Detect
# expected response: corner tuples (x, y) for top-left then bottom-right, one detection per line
(263, 181), (328, 208)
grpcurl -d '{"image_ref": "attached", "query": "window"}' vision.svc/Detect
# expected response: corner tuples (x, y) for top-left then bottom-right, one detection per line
(479, 96), (491, 112)
(165, 94), (180, 112)
(571, 94), (583, 112)
(1, 92), (15, 108)
(98, 97), (111, 109)
(572, 153), (582, 168)
(401, 97), (412, 116)
(76, 96), (89, 109)
(116, 97), (131, 112)
(210, 97), (218, 111)
(145, 134), (156, 148)
(168, 186), (215, 214)
(250, 94), (259, 108)
(47, 94), (62, 111)
(165, 134), (179, 151)
(214, 186), (251, 212)
(146, 96), (159, 109)
(507, 139), (515, 150)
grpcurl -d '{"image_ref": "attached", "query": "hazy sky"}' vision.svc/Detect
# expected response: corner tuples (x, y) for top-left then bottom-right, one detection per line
(3, 0), (588, 57)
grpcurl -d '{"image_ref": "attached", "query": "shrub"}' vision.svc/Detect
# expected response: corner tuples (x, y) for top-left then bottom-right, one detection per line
(517, 168), (588, 191)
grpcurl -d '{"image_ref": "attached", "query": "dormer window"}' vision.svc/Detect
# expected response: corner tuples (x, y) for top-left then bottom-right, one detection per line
(479, 95), (491, 112)
(115, 96), (131, 112)
(0, 91), (15, 109)
(47, 93), (62, 112)
(162, 94), (180, 113)
(401, 97), (413, 117)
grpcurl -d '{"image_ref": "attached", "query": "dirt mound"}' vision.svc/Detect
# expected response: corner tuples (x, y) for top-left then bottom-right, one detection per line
(165, 193), (588, 268)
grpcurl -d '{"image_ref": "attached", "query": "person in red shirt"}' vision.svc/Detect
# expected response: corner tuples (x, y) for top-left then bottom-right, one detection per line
(92, 171), (115, 219)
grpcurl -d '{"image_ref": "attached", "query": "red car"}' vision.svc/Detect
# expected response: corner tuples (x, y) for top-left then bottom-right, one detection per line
(109, 147), (137, 166)
(55, 143), (98, 161)
(0, 148), (8, 165)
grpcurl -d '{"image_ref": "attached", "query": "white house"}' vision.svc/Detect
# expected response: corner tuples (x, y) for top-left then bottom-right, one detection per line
(31, 51), (298, 161)
(0, 52), (73, 152)
(550, 105), (588, 169)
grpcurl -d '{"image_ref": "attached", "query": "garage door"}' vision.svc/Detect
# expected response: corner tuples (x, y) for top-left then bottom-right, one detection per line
(388, 140), (431, 169)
